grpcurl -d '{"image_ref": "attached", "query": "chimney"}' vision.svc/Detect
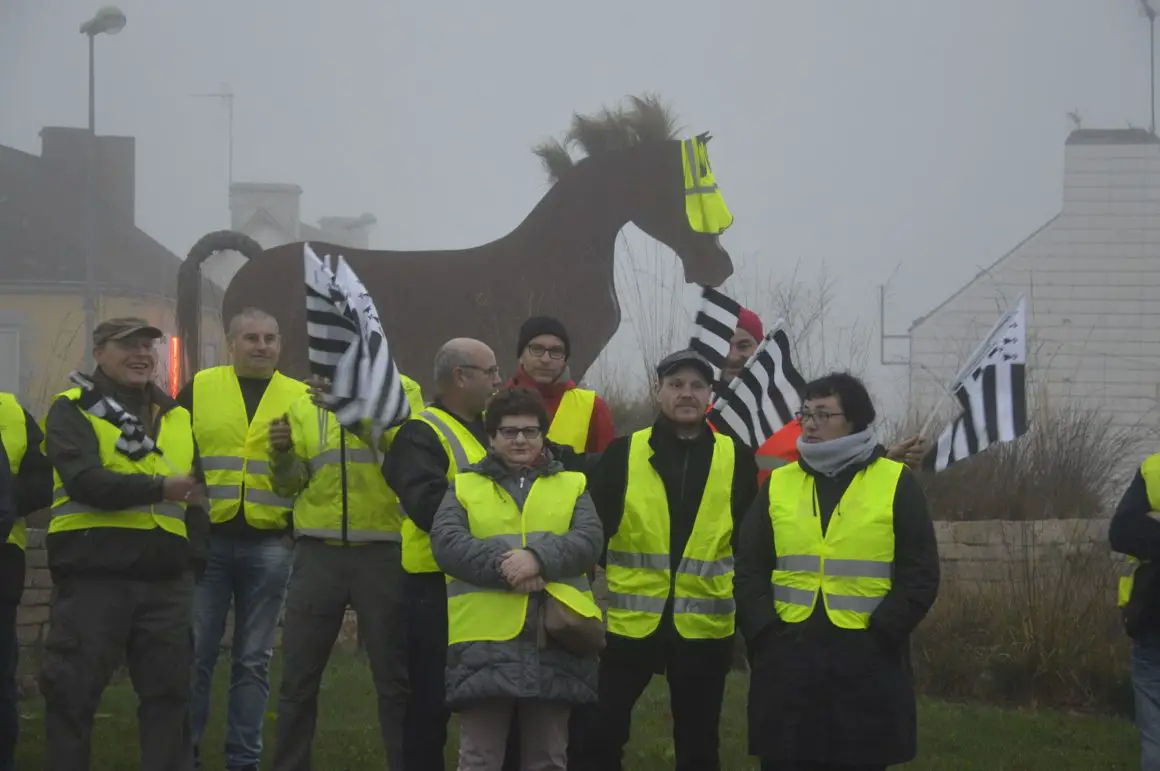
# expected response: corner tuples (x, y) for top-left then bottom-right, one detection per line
(229, 182), (303, 246)
(39, 126), (136, 224)
(318, 213), (377, 249)
(1062, 128), (1160, 216)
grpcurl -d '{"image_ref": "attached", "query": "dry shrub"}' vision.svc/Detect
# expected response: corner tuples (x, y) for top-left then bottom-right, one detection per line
(913, 536), (1132, 715)
(920, 404), (1141, 521)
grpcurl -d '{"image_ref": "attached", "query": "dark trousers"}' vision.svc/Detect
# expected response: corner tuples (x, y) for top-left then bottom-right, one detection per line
(272, 539), (408, 771)
(39, 573), (196, 771)
(761, 763), (887, 771)
(573, 633), (731, 771)
(0, 603), (17, 771)
(402, 571), (520, 771)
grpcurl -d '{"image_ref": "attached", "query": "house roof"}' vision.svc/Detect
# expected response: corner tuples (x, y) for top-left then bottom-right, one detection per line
(0, 142), (215, 303)
(1064, 128), (1160, 146)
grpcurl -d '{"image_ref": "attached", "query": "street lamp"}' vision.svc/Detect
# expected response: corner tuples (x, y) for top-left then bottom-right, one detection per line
(1141, 0), (1157, 134)
(79, 6), (126, 372)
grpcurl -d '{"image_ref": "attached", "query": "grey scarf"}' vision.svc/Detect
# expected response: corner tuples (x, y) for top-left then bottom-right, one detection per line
(796, 428), (877, 478)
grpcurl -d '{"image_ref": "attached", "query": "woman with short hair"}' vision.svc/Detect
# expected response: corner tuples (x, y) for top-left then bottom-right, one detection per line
(430, 387), (604, 771)
(735, 372), (941, 771)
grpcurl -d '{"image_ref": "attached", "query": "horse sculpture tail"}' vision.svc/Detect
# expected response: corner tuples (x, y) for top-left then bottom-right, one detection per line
(176, 230), (265, 383)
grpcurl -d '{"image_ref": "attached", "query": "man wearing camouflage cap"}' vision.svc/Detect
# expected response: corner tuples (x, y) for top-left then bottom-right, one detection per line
(40, 317), (209, 771)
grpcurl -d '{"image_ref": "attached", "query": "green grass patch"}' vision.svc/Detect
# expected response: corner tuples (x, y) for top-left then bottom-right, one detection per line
(14, 649), (1138, 769)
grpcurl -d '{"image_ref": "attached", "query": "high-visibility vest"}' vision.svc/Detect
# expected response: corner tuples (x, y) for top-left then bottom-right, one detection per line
(286, 376), (423, 544)
(547, 388), (596, 453)
(605, 428), (736, 640)
(681, 136), (733, 235)
(767, 459), (903, 630)
(192, 366), (306, 530)
(0, 393), (29, 550)
(48, 387), (193, 539)
(402, 407), (487, 573)
(446, 470), (602, 645)
(1118, 454), (1160, 608)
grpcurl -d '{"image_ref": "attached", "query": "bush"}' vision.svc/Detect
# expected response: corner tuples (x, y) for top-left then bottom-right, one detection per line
(919, 404), (1141, 521)
(913, 539), (1133, 716)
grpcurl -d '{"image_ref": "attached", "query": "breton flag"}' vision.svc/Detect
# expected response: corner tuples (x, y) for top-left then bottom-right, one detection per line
(303, 244), (411, 440)
(689, 285), (741, 382)
(707, 322), (807, 451)
(932, 295), (1029, 471)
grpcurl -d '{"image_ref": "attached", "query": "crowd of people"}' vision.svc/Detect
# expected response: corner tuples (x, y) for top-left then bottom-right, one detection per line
(8, 299), (1116, 771)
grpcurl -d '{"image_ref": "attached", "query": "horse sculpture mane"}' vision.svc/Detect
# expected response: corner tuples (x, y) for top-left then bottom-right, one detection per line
(176, 94), (733, 392)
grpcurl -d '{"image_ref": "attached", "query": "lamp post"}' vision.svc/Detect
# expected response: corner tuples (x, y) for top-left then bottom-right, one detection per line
(79, 6), (126, 371)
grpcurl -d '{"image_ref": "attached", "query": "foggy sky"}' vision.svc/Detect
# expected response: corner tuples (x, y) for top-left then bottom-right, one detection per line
(1, 1), (1153, 414)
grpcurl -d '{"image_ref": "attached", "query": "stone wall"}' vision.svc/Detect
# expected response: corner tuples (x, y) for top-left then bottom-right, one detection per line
(16, 520), (1116, 652)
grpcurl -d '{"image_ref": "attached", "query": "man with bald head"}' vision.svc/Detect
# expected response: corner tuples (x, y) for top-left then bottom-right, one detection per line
(384, 337), (503, 770)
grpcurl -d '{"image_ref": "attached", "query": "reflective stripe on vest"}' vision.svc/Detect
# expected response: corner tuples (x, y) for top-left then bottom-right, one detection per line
(1118, 454), (1160, 608)
(446, 470), (601, 645)
(192, 367), (306, 529)
(0, 394), (29, 550)
(681, 137), (733, 235)
(605, 428), (736, 640)
(47, 387), (193, 539)
(767, 459), (902, 630)
(402, 408), (487, 574)
(288, 393), (406, 545)
(547, 388), (596, 453)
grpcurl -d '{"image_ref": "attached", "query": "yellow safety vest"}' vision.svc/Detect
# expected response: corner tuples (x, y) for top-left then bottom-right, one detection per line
(1118, 454), (1160, 608)
(192, 366), (306, 530)
(547, 388), (596, 453)
(767, 458), (903, 630)
(681, 136), (733, 235)
(286, 375), (423, 544)
(48, 387), (193, 539)
(605, 428), (736, 640)
(402, 407), (487, 574)
(446, 470), (602, 645)
(0, 393), (29, 550)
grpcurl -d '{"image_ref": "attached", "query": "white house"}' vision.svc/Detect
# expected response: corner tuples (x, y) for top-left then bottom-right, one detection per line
(908, 128), (1160, 433)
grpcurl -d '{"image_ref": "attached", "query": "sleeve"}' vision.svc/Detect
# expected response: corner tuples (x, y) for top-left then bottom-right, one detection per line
(269, 402), (313, 499)
(429, 487), (509, 589)
(867, 467), (941, 646)
(525, 488), (604, 581)
(184, 442), (211, 565)
(585, 396), (617, 453)
(1109, 469), (1160, 559)
(382, 421), (451, 534)
(0, 441), (13, 543)
(175, 382), (194, 414)
(14, 409), (53, 516)
(730, 436), (760, 542)
(734, 482), (778, 647)
(44, 397), (166, 510)
(585, 437), (631, 563)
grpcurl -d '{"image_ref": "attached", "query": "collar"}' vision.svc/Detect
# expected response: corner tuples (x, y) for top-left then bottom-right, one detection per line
(650, 414), (713, 448)
(91, 368), (173, 410)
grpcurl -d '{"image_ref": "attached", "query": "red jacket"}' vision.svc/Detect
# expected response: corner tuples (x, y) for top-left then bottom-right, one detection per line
(708, 410), (801, 488)
(507, 369), (616, 453)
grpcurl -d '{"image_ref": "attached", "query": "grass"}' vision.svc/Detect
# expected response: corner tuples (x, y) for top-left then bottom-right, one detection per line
(13, 649), (1139, 770)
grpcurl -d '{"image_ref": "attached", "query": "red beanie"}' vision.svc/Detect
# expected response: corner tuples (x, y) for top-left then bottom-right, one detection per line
(736, 307), (763, 342)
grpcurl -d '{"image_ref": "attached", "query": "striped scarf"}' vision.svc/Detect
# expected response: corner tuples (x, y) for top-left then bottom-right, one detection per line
(67, 371), (160, 460)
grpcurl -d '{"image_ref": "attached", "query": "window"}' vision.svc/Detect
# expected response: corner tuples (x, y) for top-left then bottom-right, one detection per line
(0, 327), (20, 395)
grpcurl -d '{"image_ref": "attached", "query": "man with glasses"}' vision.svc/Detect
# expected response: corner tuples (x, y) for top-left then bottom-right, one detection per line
(384, 338), (527, 771)
(506, 316), (615, 453)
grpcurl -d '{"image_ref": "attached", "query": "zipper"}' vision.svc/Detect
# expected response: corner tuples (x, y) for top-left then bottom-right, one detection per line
(671, 444), (691, 599)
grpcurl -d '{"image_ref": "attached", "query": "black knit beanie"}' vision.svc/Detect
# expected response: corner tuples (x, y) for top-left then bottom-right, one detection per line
(517, 316), (571, 359)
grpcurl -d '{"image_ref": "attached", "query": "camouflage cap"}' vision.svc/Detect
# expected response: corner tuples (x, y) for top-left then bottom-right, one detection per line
(93, 317), (164, 346)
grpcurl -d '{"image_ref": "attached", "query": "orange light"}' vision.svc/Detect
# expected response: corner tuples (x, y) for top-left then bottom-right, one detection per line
(168, 337), (182, 397)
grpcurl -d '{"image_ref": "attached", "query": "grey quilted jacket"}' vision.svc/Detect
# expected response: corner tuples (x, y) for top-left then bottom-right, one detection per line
(429, 450), (603, 710)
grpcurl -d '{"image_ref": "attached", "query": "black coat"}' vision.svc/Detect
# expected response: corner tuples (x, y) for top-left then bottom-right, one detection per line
(734, 448), (940, 765)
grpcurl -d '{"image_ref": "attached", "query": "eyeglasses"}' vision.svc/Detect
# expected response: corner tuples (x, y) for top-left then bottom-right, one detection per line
(497, 426), (543, 440)
(526, 343), (566, 360)
(459, 364), (501, 377)
(795, 409), (844, 425)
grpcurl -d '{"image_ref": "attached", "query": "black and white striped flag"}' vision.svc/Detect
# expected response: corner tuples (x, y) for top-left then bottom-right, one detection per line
(689, 286), (741, 382)
(303, 244), (411, 436)
(933, 296), (1028, 471)
(708, 324), (807, 450)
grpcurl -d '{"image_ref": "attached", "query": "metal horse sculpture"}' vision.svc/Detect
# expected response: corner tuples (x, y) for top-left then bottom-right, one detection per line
(176, 96), (734, 390)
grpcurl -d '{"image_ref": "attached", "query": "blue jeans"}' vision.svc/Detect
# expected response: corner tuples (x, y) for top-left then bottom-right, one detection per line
(191, 534), (293, 770)
(1133, 633), (1160, 770)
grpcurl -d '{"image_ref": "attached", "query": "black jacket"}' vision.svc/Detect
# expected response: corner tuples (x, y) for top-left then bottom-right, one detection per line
(43, 369), (209, 581)
(1109, 466), (1160, 637)
(0, 408), (54, 604)
(735, 448), (940, 765)
(588, 416), (758, 655)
